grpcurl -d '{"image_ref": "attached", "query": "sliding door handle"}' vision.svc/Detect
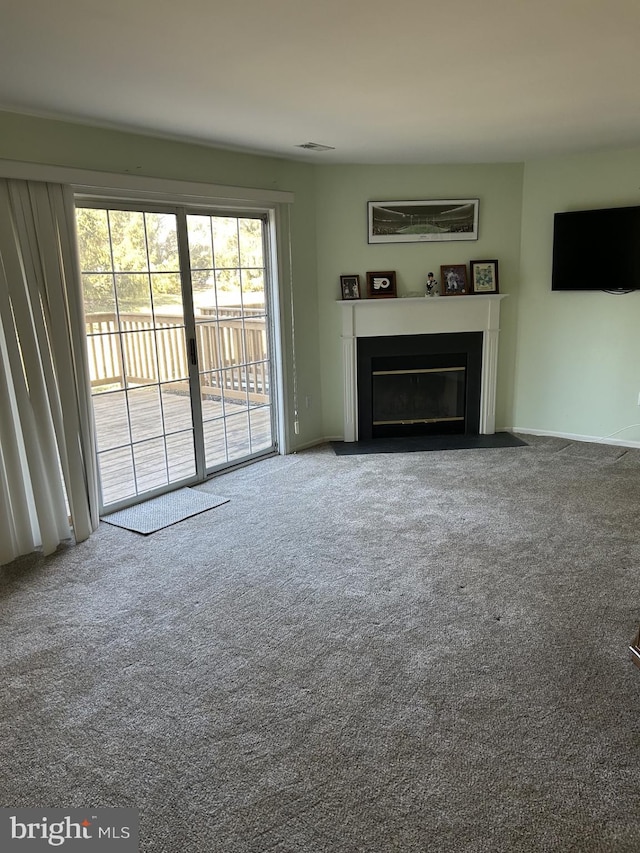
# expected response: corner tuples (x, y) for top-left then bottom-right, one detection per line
(189, 338), (198, 366)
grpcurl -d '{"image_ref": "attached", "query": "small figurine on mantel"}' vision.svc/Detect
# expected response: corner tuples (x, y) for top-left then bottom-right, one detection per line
(425, 272), (438, 297)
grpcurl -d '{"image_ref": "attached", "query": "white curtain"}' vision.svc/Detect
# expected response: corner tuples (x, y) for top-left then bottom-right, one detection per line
(0, 179), (99, 566)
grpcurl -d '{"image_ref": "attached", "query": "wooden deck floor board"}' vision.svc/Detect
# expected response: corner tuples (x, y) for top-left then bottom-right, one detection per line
(92, 385), (273, 506)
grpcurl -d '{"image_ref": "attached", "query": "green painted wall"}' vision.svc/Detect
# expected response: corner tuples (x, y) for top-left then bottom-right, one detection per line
(5, 109), (640, 447)
(0, 111), (323, 449)
(514, 147), (640, 442)
(315, 163), (524, 438)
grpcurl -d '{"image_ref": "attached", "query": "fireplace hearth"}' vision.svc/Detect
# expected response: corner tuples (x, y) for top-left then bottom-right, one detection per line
(357, 333), (482, 440)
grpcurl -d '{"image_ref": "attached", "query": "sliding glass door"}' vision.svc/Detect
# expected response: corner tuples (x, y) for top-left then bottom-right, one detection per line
(186, 214), (274, 469)
(76, 203), (277, 510)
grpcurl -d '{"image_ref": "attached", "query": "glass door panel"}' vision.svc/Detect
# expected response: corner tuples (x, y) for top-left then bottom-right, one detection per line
(187, 213), (274, 472)
(76, 206), (196, 510)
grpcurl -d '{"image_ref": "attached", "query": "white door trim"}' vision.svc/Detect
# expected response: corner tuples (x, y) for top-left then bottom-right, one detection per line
(0, 158), (294, 206)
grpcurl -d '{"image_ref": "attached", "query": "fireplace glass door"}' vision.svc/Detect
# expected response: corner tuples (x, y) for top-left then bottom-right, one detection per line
(372, 366), (466, 429)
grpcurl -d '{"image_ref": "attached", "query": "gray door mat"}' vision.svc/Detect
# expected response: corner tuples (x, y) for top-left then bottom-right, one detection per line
(101, 487), (229, 534)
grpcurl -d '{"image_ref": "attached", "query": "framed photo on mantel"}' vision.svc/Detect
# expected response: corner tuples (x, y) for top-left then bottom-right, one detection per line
(470, 259), (499, 294)
(366, 271), (397, 298)
(340, 274), (361, 300)
(440, 264), (469, 296)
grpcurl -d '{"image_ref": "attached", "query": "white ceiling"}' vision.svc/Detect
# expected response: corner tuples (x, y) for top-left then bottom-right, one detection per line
(1, 0), (640, 164)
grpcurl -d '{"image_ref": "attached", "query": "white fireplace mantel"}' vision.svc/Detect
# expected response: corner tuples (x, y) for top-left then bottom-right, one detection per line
(339, 295), (507, 441)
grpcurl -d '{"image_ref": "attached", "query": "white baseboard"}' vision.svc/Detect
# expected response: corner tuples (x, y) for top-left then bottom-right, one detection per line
(289, 437), (334, 452)
(510, 426), (640, 450)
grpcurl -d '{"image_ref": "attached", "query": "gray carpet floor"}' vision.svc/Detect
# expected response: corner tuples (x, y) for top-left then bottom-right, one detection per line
(1, 434), (639, 852)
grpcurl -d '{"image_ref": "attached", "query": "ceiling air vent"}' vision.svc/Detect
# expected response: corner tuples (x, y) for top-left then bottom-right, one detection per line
(296, 142), (335, 151)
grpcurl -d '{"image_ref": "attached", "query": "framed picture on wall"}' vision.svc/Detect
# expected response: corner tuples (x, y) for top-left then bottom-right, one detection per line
(366, 271), (397, 298)
(367, 199), (479, 244)
(440, 264), (469, 296)
(340, 274), (361, 300)
(470, 259), (499, 294)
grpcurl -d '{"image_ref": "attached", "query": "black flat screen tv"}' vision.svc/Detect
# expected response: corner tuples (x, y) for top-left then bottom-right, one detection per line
(552, 205), (640, 291)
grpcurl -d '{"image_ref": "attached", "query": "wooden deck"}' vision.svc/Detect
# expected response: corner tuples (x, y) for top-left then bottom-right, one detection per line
(92, 386), (273, 506)
(85, 307), (274, 507)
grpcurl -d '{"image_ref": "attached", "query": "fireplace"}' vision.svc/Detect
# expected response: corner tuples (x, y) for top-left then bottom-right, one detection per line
(357, 333), (482, 440)
(339, 295), (505, 442)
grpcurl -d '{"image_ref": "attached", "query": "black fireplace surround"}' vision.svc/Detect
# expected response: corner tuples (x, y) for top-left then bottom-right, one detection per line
(357, 332), (483, 440)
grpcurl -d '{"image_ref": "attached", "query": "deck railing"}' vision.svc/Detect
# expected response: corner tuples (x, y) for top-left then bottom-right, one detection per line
(85, 309), (269, 404)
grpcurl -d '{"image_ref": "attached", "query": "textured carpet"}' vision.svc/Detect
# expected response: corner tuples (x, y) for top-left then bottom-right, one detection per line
(1, 435), (640, 852)
(101, 487), (229, 534)
(331, 431), (528, 455)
